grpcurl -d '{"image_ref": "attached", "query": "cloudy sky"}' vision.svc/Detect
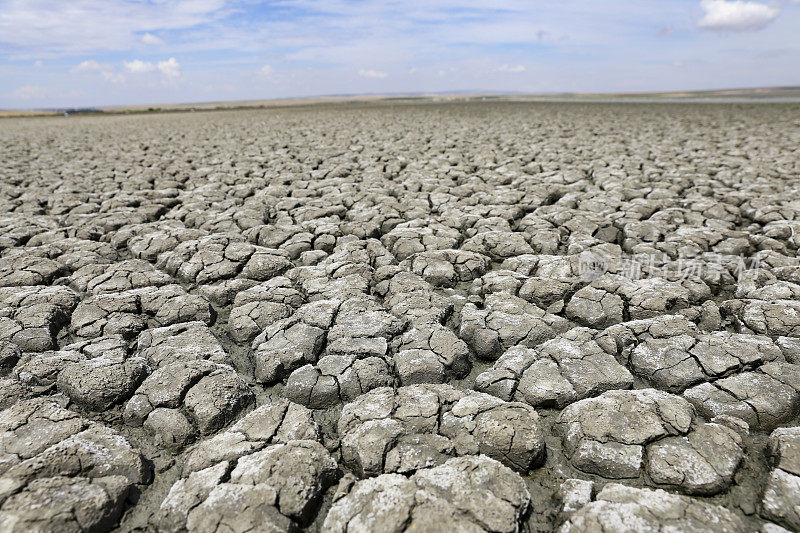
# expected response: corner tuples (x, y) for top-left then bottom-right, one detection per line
(1, 0), (798, 109)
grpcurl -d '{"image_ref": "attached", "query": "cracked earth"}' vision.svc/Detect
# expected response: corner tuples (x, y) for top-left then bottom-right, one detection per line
(1, 101), (800, 532)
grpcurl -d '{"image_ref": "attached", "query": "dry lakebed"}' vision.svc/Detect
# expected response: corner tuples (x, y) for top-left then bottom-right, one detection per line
(1, 101), (800, 532)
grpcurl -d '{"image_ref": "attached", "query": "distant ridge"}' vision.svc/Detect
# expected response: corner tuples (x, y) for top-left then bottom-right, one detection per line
(3, 85), (799, 118)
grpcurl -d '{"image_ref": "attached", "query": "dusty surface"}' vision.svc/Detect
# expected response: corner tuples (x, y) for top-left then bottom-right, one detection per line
(1, 101), (800, 532)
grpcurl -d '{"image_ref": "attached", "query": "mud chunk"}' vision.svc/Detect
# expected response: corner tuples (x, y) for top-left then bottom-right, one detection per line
(256, 321), (326, 381)
(630, 331), (783, 393)
(2, 424), (149, 485)
(227, 277), (304, 344)
(124, 361), (254, 449)
(282, 296), (407, 406)
(183, 399), (319, 475)
(326, 297), (406, 344)
(126, 225), (206, 262)
(519, 277), (577, 311)
(475, 328), (633, 407)
(394, 349), (445, 385)
(56, 355), (149, 410)
(0, 255), (65, 287)
(558, 479), (594, 518)
(338, 384), (545, 475)
(12, 349), (86, 391)
(724, 299), (800, 338)
(0, 475), (131, 533)
(645, 423), (744, 495)
(240, 249), (293, 281)
(0, 398), (89, 467)
(393, 324), (470, 382)
(144, 408), (198, 451)
(154, 461), (230, 532)
(461, 230), (535, 260)
(568, 274), (710, 328)
(0, 285), (78, 352)
(138, 284), (214, 327)
(381, 222), (461, 260)
(761, 470), (800, 532)
(253, 318), (327, 385)
(69, 285), (212, 340)
(684, 362), (800, 431)
(323, 455), (531, 533)
(0, 377), (32, 410)
(769, 426), (800, 476)
(378, 270), (454, 325)
(560, 483), (746, 532)
(565, 286), (624, 328)
(156, 440), (337, 531)
(184, 369), (256, 435)
(68, 292), (142, 340)
(760, 426), (800, 531)
(137, 321), (231, 367)
(186, 484), (296, 533)
(228, 440), (338, 520)
(0, 401), (148, 532)
(554, 389), (694, 478)
(197, 278), (259, 306)
(777, 337), (800, 365)
(69, 259), (172, 294)
(400, 249), (490, 287)
(285, 355), (393, 408)
(156, 233), (258, 285)
(469, 269), (529, 298)
(459, 293), (573, 360)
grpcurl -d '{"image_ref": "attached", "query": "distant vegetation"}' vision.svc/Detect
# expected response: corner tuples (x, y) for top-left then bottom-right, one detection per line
(3, 86), (799, 118)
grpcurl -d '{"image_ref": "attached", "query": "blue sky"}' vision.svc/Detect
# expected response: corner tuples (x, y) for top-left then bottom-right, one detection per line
(1, 0), (798, 109)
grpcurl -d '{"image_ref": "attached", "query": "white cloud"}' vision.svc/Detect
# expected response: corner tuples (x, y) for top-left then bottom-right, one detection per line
(121, 57), (179, 80)
(157, 57), (181, 78)
(71, 59), (127, 83)
(498, 64), (526, 73)
(2, 0), (799, 108)
(141, 32), (165, 45)
(260, 64), (275, 76)
(0, 0), (226, 54)
(698, 0), (779, 31)
(123, 59), (155, 73)
(72, 59), (125, 83)
(102, 71), (125, 84)
(73, 59), (103, 72)
(358, 69), (388, 79)
(11, 85), (47, 99)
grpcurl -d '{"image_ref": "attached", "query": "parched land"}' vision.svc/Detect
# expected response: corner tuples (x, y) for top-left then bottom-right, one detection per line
(1, 101), (800, 532)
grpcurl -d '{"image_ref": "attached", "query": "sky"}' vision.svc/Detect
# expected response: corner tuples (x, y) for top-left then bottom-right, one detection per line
(1, 0), (799, 109)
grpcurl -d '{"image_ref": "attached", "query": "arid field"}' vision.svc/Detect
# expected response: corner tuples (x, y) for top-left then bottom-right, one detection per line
(1, 101), (800, 532)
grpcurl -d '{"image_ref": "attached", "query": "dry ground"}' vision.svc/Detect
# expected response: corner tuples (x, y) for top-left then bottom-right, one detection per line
(1, 101), (800, 532)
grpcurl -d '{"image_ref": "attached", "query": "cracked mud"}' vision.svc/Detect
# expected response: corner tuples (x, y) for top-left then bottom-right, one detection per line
(1, 101), (799, 532)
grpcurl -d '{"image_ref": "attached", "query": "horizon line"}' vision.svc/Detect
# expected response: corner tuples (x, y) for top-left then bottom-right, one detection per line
(3, 84), (800, 114)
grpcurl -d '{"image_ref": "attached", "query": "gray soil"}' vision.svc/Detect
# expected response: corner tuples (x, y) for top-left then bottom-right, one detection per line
(1, 101), (800, 532)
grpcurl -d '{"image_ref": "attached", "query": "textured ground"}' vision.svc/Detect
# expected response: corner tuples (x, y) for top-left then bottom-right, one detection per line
(1, 101), (800, 532)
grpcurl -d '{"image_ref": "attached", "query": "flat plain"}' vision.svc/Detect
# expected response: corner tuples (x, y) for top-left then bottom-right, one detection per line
(1, 101), (800, 532)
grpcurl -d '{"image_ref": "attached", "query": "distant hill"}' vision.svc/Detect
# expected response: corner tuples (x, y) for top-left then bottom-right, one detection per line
(525, 86), (800, 101)
(3, 86), (799, 118)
